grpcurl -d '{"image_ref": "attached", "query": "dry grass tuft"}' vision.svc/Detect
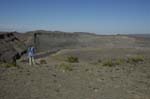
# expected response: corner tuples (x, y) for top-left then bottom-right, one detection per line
(66, 56), (79, 63)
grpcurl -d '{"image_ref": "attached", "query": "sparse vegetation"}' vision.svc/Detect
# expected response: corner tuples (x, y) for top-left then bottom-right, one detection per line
(114, 58), (125, 65)
(97, 59), (102, 63)
(39, 59), (47, 64)
(66, 56), (79, 63)
(0, 62), (17, 68)
(102, 58), (124, 67)
(58, 63), (73, 72)
(126, 55), (144, 64)
(102, 60), (115, 67)
(101, 55), (144, 67)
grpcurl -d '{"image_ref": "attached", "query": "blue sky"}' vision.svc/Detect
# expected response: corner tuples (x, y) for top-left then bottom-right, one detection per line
(0, 0), (150, 34)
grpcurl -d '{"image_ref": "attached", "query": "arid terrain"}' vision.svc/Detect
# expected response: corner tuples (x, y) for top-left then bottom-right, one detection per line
(0, 31), (150, 99)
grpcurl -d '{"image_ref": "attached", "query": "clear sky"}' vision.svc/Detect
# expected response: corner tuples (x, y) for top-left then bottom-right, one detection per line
(0, 0), (150, 34)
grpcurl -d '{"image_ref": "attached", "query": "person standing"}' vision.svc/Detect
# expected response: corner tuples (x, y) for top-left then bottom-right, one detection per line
(28, 46), (36, 65)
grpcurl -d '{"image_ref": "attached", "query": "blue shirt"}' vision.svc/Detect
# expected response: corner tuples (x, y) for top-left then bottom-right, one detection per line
(28, 47), (35, 57)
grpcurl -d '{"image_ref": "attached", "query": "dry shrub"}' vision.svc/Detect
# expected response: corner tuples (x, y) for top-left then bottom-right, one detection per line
(59, 63), (73, 72)
(127, 55), (144, 64)
(40, 59), (47, 64)
(66, 56), (79, 63)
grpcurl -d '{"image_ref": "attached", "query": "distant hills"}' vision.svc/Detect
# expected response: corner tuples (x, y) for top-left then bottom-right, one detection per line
(127, 34), (150, 38)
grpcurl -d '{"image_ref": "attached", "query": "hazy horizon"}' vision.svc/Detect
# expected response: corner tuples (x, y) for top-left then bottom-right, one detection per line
(0, 0), (150, 34)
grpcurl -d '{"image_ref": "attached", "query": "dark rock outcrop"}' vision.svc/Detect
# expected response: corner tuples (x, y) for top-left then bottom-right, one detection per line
(0, 32), (27, 63)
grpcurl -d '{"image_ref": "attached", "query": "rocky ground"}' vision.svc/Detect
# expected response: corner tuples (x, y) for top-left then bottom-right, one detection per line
(0, 47), (150, 99)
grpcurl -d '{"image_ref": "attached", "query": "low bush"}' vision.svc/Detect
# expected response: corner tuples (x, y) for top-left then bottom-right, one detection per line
(102, 60), (114, 67)
(102, 58), (124, 67)
(59, 63), (73, 72)
(40, 59), (47, 64)
(0, 62), (17, 68)
(66, 56), (79, 63)
(115, 58), (125, 65)
(97, 59), (102, 63)
(127, 55), (144, 63)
